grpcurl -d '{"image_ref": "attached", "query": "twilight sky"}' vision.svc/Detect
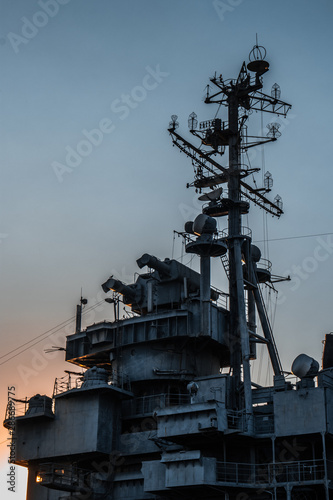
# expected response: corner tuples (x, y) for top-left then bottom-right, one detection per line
(1, 0), (333, 497)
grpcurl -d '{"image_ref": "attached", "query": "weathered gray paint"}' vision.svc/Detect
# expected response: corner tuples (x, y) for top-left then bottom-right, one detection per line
(274, 387), (326, 437)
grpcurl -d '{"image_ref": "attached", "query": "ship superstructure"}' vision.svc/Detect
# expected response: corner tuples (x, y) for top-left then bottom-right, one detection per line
(4, 43), (333, 500)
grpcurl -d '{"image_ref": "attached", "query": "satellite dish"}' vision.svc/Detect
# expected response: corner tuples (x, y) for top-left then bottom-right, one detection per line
(198, 187), (222, 202)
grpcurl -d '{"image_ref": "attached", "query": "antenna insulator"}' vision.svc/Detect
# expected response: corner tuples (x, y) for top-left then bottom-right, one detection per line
(271, 83), (281, 100)
(264, 171), (273, 191)
(169, 115), (179, 130)
(188, 112), (198, 131)
(267, 123), (281, 139)
(274, 195), (283, 211)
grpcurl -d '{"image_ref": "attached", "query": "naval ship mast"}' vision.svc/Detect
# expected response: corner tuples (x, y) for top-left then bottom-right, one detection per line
(5, 42), (333, 500)
(168, 41), (291, 429)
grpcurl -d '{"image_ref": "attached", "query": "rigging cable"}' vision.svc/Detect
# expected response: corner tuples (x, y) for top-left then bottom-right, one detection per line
(271, 289), (279, 330)
(214, 102), (222, 119)
(255, 232), (333, 243)
(0, 299), (106, 367)
(260, 110), (270, 263)
(265, 349), (271, 387)
(257, 337), (264, 386)
(0, 316), (76, 362)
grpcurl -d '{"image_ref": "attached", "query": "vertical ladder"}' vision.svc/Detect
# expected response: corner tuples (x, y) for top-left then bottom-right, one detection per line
(220, 252), (230, 278)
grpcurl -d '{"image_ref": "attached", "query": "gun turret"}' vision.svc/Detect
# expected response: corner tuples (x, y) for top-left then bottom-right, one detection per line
(102, 254), (220, 314)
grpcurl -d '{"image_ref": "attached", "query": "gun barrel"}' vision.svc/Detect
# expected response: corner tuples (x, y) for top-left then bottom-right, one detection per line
(136, 254), (171, 277)
(101, 277), (136, 299)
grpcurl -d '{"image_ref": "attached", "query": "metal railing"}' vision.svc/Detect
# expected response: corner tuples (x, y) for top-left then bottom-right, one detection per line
(4, 399), (28, 420)
(181, 230), (229, 246)
(216, 459), (325, 486)
(199, 118), (228, 131)
(210, 285), (229, 309)
(4, 397), (55, 423)
(53, 373), (84, 396)
(122, 393), (191, 418)
(53, 370), (131, 397)
(36, 463), (91, 492)
(257, 258), (272, 273)
(221, 226), (252, 239)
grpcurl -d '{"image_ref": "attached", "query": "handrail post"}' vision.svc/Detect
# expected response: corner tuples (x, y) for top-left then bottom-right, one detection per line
(321, 432), (329, 499)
